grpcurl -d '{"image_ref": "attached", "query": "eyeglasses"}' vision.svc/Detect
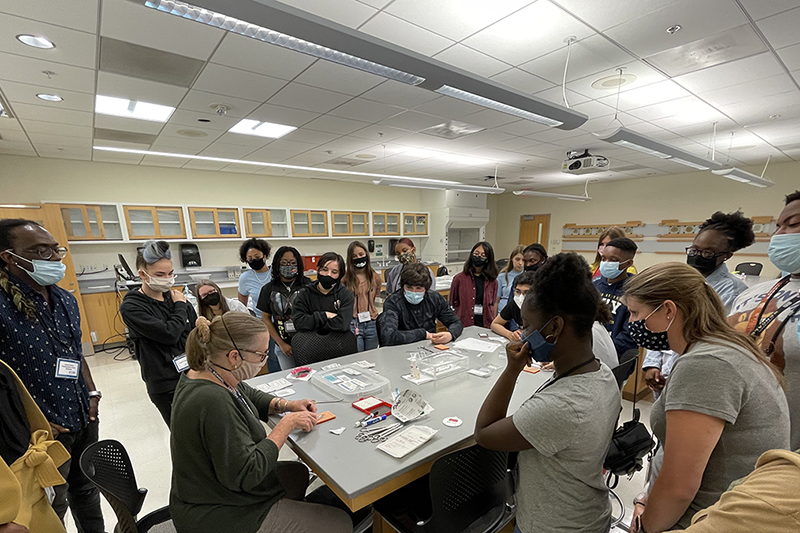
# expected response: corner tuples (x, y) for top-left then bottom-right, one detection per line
(240, 349), (269, 363)
(279, 260), (297, 266)
(685, 247), (728, 260)
(16, 246), (69, 260)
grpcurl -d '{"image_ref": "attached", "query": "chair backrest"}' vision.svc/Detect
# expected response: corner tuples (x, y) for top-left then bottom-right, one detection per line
(735, 262), (763, 276)
(291, 330), (358, 366)
(375, 312), (385, 347)
(79, 439), (147, 533)
(611, 357), (638, 390)
(436, 265), (448, 277)
(427, 444), (510, 533)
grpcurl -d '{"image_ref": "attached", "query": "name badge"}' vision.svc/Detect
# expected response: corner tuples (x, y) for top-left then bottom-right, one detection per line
(55, 358), (81, 380)
(358, 311), (371, 323)
(284, 320), (296, 334)
(173, 354), (190, 373)
(473, 304), (483, 315)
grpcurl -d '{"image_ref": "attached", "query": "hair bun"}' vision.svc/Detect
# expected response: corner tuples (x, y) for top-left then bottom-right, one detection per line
(195, 316), (212, 343)
(142, 240), (171, 264)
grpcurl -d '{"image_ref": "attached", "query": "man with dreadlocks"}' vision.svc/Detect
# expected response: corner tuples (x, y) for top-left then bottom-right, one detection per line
(0, 219), (106, 533)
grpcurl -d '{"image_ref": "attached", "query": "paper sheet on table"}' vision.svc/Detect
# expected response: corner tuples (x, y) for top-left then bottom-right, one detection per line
(452, 338), (502, 352)
(256, 378), (292, 393)
(377, 426), (438, 458)
(401, 373), (434, 385)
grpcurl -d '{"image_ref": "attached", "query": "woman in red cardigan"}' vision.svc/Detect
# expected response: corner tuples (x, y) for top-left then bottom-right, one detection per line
(450, 241), (499, 328)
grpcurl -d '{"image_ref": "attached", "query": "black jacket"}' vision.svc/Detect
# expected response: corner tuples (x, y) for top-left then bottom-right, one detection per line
(291, 281), (354, 334)
(119, 289), (196, 395)
(379, 290), (463, 346)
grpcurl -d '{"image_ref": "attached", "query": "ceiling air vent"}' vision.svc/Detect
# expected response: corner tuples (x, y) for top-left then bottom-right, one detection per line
(94, 128), (157, 145)
(422, 121), (485, 140)
(326, 158), (367, 167)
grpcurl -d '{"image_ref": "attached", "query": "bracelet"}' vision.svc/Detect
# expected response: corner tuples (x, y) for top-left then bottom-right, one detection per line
(280, 398), (289, 413)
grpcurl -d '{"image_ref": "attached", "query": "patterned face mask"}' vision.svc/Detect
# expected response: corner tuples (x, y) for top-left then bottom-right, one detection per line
(628, 303), (674, 351)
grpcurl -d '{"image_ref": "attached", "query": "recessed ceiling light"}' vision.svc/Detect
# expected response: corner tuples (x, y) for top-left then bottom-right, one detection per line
(95, 95), (175, 122)
(229, 119), (296, 139)
(177, 129), (208, 138)
(355, 153), (377, 159)
(36, 93), (63, 102)
(769, 114), (781, 120)
(666, 25), (682, 35)
(591, 73), (638, 90)
(16, 34), (55, 49)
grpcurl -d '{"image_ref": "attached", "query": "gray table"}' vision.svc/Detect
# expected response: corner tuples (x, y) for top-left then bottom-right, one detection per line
(246, 326), (549, 512)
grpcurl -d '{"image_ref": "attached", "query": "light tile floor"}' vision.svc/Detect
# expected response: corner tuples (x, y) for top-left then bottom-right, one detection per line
(66, 349), (654, 533)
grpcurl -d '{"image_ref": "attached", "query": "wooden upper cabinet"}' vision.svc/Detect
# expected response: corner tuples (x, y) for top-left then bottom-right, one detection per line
(291, 210), (328, 237)
(60, 204), (123, 241)
(243, 209), (289, 237)
(372, 212), (400, 236)
(403, 213), (428, 235)
(331, 211), (369, 236)
(188, 207), (240, 239)
(123, 205), (186, 239)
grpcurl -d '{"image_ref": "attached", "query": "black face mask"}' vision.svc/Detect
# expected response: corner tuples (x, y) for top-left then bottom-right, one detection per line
(353, 258), (368, 269)
(201, 292), (221, 306)
(317, 273), (338, 290)
(687, 254), (720, 276)
(524, 263), (541, 272)
(471, 256), (488, 267)
(248, 257), (266, 271)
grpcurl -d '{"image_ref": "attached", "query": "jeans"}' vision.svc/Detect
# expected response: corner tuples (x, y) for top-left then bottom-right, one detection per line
(350, 317), (378, 352)
(275, 342), (295, 370)
(148, 390), (175, 427)
(53, 419), (106, 533)
(267, 337), (281, 373)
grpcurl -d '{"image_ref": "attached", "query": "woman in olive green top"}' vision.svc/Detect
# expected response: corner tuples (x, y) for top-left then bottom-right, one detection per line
(169, 313), (351, 533)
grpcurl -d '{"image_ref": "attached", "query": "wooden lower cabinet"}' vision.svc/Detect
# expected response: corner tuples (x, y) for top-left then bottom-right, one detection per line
(82, 292), (127, 346)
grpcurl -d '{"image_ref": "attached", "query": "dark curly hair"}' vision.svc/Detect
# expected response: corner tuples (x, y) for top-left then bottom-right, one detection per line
(785, 190), (800, 205)
(514, 270), (538, 288)
(239, 238), (272, 263)
(522, 252), (599, 339)
(697, 211), (755, 252)
(605, 237), (638, 255)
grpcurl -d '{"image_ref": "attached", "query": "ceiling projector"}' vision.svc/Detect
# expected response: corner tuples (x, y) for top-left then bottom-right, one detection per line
(562, 149), (609, 175)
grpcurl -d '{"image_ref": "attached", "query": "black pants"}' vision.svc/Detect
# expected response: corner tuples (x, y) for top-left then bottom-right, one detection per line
(54, 419), (106, 533)
(148, 390), (175, 427)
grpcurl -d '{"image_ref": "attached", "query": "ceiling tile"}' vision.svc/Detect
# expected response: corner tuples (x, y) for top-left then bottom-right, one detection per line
(267, 82), (353, 114)
(551, 0), (680, 32)
(700, 74), (797, 107)
(777, 42), (800, 71)
(757, 7), (800, 49)
(293, 60), (385, 96)
(378, 110), (446, 132)
(359, 80), (439, 110)
(99, 37), (204, 88)
(496, 119), (551, 137)
(247, 138), (317, 157)
(0, 52), (95, 93)
(718, 91), (800, 125)
(0, 80), (94, 113)
(489, 68), (555, 95)
(28, 132), (91, 147)
(0, 13), (97, 69)
(739, 0), (800, 20)
(604, 0), (747, 58)
(97, 72), (187, 107)
(276, 0), (377, 28)
(462, 2), (594, 66)
(36, 145), (92, 160)
(94, 114), (166, 135)
(433, 44), (511, 78)
(247, 102), (320, 127)
(0, 0), (98, 33)
(151, 136), (214, 154)
(597, 79), (690, 110)
(8, 102), (93, 127)
(192, 64), (288, 102)
(219, 163), (262, 174)
(568, 60), (667, 100)
(0, 129), (28, 143)
(534, 86), (590, 107)
(348, 124), (412, 142)
(0, 139), (35, 154)
(358, 13), (454, 56)
(140, 154), (192, 167)
(304, 115), (371, 134)
(209, 33), (316, 81)
(412, 96), (485, 120)
(182, 159), (228, 171)
(460, 109), (520, 128)
(328, 98), (405, 123)
(281, 127), (341, 144)
(92, 148), (144, 165)
(167, 109), (239, 131)
(179, 90), (261, 119)
(570, 99), (616, 118)
(199, 142), (259, 159)
(673, 52), (784, 93)
(212, 132), (273, 148)
(520, 34), (635, 84)
(625, 95), (718, 122)
(22, 120), (92, 138)
(158, 122), (224, 141)
(101, 0), (223, 60)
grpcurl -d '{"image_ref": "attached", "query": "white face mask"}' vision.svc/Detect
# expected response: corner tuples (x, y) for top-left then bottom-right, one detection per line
(513, 293), (525, 309)
(143, 272), (175, 292)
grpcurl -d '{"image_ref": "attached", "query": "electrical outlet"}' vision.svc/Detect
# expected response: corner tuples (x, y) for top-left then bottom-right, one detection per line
(90, 331), (98, 343)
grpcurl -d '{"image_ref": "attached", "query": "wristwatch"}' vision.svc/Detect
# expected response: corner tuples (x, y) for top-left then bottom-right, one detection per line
(88, 390), (103, 400)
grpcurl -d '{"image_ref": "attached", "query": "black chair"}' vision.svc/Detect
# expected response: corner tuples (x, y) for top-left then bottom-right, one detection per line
(291, 330), (358, 366)
(374, 444), (514, 533)
(436, 265), (448, 277)
(611, 356), (638, 389)
(79, 439), (174, 533)
(735, 262), (763, 276)
(495, 258), (509, 271)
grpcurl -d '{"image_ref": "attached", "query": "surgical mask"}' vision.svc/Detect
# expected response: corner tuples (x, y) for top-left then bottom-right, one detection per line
(353, 258), (368, 269)
(404, 290), (425, 305)
(398, 251), (415, 265)
(201, 292), (221, 306)
(144, 272), (175, 292)
(628, 303), (674, 351)
(471, 255), (488, 268)
(9, 252), (66, 286)
(317, 273), (338, 290)
(247, 257), (266, 271)
(231, 358), (264, 381)
(280, 265), (298, 279)
(686, 254), (719, 276)
(768, 234), (800, 274)
(520, 318), (557, 363)
(513, 293), (525, 309)
(599, 260), (627, 280)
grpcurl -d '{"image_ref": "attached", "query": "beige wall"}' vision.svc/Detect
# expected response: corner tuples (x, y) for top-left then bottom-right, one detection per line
(492, 160), (800, 280)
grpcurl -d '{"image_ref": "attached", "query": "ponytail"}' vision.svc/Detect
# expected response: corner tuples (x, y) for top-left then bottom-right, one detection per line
(185, 313), (268, 371)
(186, 316), (212, 370)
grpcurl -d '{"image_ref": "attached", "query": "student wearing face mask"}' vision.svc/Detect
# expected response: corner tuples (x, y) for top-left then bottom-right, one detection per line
(385, 238), (437, 294)
(170, 314), (351, 533)
(729, 190), (800, 450)
(496, 245), (525, 312)
(292, 252), (354, 335)
(491, 270), (536, 341)
(256, 247), (312, 370)
(475, 252), (620, 533)
(379, 263), (463, 347)
(589, 226), (635, 280)
(120, 240), (197, 427)
(593, 237), (638, 357)
(237, 238), (272, 318)
(342, 241), (382, 352)
(195, 279), (249, 321)
(450, 241), (499, 328)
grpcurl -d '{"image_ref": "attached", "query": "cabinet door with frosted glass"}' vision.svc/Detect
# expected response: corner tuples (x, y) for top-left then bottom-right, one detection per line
(60, 204), (123, 241)
(124, 205), (186, 239)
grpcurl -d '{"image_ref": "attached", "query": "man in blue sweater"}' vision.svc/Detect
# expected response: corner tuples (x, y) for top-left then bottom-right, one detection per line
(593, 237), (638, 358)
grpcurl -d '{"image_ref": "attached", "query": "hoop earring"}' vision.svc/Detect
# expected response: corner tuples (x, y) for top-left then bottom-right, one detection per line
(545, 334), (556, 342)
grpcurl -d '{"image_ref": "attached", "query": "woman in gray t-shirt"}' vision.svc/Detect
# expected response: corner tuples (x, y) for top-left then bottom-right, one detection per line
(624, 263), (789, 532)
(475, 253), (621, 533)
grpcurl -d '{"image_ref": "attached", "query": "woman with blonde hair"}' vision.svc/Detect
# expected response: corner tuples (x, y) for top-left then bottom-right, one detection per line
(624, 263), (789, 533)
(590, 226), (636, 279)
(169, 313), (351, 533)
(496, 245), (525, 312)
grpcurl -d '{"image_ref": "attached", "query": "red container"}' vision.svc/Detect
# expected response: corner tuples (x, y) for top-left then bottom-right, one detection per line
(302, 255), (322, 272)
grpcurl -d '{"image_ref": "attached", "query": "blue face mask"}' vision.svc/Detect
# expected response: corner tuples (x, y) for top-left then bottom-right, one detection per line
(768, 233), (800, 274)
(520, 318), (558, 363)
(404, 289), (425, 305)
(599, 260), (628, 280)
(8, 251), (66, 286)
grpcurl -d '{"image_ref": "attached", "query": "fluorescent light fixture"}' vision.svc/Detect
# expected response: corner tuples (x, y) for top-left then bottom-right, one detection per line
(229, 119), (296, 139)
(139, 0), (424, 86)
(36, 94), (63, 102)
(374, 177), (504, 194)
(598, 126), (721, 171)
(16, 34), (55, 49)
(0, 98), (10, 119)
(436, 85), (563, 127)
(513, 190), (591, 202)
(95, 95), (175, 122)
(711, 167), (774, 188)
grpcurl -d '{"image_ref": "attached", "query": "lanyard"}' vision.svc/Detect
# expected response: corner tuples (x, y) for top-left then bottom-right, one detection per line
(746, 276), (793, 336)
(208, 366), (256, 417)
(534, 357), (598, 395)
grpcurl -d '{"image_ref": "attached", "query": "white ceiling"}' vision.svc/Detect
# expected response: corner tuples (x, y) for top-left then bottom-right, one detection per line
(1, 0), (800, 191)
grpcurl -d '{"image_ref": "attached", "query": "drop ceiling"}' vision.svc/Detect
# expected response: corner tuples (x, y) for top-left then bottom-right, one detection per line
(1, 0), (799, 191)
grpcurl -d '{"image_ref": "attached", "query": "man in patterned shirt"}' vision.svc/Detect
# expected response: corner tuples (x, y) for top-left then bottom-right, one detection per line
(0, 219), (106, 533)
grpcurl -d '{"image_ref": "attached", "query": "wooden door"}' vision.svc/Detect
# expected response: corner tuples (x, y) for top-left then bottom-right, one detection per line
(0, 204), (93, 351)
(519, 214), (551, 251)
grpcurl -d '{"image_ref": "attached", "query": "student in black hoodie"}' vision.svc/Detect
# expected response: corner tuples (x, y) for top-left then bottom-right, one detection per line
(292, 252), (354, 336)
(119, 241), (196, 427)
